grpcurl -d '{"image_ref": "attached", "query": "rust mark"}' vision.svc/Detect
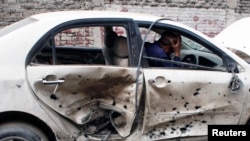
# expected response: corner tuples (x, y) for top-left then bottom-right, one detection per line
(171, 127), (176, 131)
(193, 92), (199, 96)
(123, 105), (127, 109)
(79, 72), (135, 97)
(195, 106), (201, 109)
(160, 132), (165, 136)
(180, 127), (188, 134)
(193, 88), (201, 96)
(201, 120), (207, 123)
(169, 120), (176, 123)
(72, 92), (78, 95)
(198, 113), (204, 116)
(184, 102), (189, 108)
(50, 93), (58, 100)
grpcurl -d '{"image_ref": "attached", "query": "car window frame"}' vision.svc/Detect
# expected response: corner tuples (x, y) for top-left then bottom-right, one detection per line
(31, 46), (105, 65)
(135, 21), (239, 72)
(26, 18), (140, 67)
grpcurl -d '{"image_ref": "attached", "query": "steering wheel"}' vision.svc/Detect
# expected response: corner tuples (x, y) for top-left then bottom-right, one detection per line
(182, 54), (197, 64)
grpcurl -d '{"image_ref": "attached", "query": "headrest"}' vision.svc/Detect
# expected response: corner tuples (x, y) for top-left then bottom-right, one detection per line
(113, 36), (129, 58)
(105, 31), (118, 48)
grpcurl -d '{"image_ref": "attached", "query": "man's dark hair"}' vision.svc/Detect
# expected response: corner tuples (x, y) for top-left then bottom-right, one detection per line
(161, 31), (178, 39)
(159, 31), (178, 45)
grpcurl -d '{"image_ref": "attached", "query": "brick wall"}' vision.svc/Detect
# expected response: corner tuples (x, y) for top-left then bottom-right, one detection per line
(0, 0), (250, 37)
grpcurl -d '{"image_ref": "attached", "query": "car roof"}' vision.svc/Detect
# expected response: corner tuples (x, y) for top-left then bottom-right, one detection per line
(31, 10), (161, 22)
(29, 10), (202, 32)
(29, 10), (201, 37)
(1, 10), (202, 39)
(0, 10), (249, 72)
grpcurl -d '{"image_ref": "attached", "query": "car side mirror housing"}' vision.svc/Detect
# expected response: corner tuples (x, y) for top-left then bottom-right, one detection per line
(222, 54), (239, 73)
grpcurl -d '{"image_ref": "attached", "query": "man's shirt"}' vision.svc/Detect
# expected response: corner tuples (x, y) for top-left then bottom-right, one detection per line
(145, 41), (180, 67)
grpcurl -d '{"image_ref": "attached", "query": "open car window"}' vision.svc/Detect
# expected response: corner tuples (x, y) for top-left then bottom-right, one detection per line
(30, 25), (130, 67)
(31, 26), (106, 65)
(139, 27), (226, 71)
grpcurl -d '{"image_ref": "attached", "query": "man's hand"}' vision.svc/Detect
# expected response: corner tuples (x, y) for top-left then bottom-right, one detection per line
(169, 35), (181, 57)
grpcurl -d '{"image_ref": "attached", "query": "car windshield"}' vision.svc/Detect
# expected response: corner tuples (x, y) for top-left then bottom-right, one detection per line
(0, 17), (38, 37)
(181, 36), (211, 53)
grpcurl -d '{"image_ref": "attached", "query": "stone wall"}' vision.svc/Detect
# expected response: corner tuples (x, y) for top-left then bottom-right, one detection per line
(0, 0), (250, 37)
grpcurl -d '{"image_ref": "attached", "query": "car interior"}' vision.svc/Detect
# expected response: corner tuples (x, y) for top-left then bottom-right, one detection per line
(30, 25), (130, 67)
(138, 26), (225, 71)
(30, 24), (226, 72)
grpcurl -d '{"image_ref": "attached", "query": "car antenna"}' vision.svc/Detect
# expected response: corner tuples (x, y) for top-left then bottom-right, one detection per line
(134, 17), (170, 123)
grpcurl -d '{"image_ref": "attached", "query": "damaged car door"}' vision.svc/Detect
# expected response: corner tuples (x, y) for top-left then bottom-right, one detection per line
(140, 24), (246, 140)
(26, 20), (143, 138)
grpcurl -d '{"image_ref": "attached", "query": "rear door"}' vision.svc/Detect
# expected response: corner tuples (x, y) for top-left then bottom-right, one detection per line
(26, 19), (143, 138)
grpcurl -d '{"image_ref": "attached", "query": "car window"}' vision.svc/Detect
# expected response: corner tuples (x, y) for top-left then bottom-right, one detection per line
(139, 27), (160, 43)
(55, 27), (104, 48)
(30, 25), (130, 67)
(180, 36), (224, 69)
(181, 36), (211, 53)
(139, 27), (225, 71)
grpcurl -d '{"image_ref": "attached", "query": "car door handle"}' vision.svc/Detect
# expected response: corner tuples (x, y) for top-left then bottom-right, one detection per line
(41, 79), (65, 85)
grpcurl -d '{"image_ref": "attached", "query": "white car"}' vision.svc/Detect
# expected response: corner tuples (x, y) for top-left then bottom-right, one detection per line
(0, 10), (249, 141)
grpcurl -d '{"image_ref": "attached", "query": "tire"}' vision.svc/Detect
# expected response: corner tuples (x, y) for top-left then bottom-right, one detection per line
(0, 122), (49, 141)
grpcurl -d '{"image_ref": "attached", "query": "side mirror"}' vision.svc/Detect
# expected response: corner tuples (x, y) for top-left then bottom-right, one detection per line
(222, 54), (239, 73)
(222, 54), (243, 94)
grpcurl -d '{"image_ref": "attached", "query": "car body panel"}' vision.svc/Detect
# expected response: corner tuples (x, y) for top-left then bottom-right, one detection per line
(214, 17), (250, 62)
(27, 65), (143, 137)
(142, 69), (246, 140)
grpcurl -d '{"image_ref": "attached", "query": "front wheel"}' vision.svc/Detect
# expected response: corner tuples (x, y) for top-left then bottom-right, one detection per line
(0, 122), (49, 141)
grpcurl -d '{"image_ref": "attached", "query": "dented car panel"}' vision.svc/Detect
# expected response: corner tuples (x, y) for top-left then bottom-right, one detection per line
(142, 69), (246, 140)
(27, 65), (143, 137)
(1, 10), (250, 141)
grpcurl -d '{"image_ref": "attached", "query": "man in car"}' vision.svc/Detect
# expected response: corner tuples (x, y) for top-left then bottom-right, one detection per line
(145, 31), (181, 67)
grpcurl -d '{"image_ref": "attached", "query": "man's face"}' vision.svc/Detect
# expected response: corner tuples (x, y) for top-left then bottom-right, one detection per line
(168, 37), (177, 46)
(160, 38), (171, 52)
(160, 36), (176, 53)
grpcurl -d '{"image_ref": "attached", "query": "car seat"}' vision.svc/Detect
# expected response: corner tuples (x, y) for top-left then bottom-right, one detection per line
(103, 30), (118, 65)
(112, 36), (129, 67)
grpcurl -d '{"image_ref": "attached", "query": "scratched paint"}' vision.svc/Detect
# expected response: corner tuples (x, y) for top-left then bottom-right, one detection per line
(27, 65), (246, 140)
(142, 69), (246, 140)
(27, 65), (143, 138)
